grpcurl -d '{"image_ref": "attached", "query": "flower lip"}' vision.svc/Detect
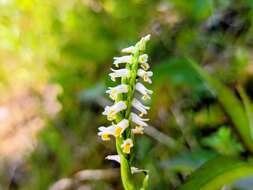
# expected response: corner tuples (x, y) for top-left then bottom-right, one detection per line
(121, 138), (134, 154)
(113, 119), (129, 137)
(98, 125), (115, 141)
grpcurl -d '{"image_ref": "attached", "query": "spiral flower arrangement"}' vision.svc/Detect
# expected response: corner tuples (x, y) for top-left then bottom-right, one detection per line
(98, 35), (152, 190)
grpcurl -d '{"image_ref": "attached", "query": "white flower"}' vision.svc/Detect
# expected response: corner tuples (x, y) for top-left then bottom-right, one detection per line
(121, 46), (136, 54)
(135, 34), (151, 51)
(109, 68), (130, 81)
(102, 101), (127, 121)
(138, 54), (149, 70)
(132, 98), (149, 116)
(121, 138), (133, 154)
(106, 155), (121, 163)
(137, 69), (153, 84)
(135, 82), (153, 100)
(140, 62), (150, 71)
(138, 54), (148, 64)
(113, 55), (132, 67)
(113, 119), (129, 137)
(132, 126), (144, 135)
(98, 126), (115, 141)
(130, 112), (149, 127)
(106, 84), (129, 100)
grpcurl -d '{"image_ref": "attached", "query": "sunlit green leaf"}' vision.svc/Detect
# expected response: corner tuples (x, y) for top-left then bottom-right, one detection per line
(179, 156), (253, 190)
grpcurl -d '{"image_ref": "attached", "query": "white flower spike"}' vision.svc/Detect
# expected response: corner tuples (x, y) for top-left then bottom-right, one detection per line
(121, 138), (134, 154)
(109, 68), (130, 81)
(106, 84), (128, 100)
(99, 34), (152, 189)
(102, 101), (127, 121)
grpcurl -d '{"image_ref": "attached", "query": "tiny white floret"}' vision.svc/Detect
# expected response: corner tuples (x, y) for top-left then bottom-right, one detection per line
(113, 55), (132, 67)
(109, 68), (130, 82)
(135, 82), (153, 100)
(102, 101), (127, 121)
(106, 155), (121, 163)
(132, 125), (144, 135)
(137, 69), (153, 84)
(121, 138), (134, 154)
(113, 119), (129, 137)
(98, 125), (115, 141)
(106, 84), (128, 100)
(121, 46), (136, 54)
(132, 98), (149, 116)
(130, 112), (149, 127)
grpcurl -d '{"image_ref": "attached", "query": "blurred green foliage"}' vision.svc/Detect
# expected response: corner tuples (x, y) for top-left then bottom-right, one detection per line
(1, 0), (253, 189)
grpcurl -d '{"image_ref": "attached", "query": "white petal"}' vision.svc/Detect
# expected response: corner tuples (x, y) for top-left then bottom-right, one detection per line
(106, 84), (128, 100)
(138, 54), (148, 64)
(135, 82), (153, 100)
(112, 119), (129, 137)
(116, 119), (129, 129)
(140, 62), (150, 71)
(137, 69), (153, 84)
(130, 112), (149, 127)
(121, 46), (136, 54)
(132, 98), (149, 115)
(102, 101), (127, 121)
(109, 68), (130, 81)
(106, 155), (121, 164)
(113, 55), (132, 67)
(135, 34), (151, 51)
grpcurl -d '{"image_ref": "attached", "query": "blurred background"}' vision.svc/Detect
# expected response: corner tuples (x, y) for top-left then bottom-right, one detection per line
(1, 0), (253, 189)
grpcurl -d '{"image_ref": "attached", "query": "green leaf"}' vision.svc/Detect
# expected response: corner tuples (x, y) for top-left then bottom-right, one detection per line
(201, 127), (244, 155)
(179, 156), (253, 190)
(238, 86), (253, 140)
(187, 59), (253, 153)
(161, 149), (218, 173)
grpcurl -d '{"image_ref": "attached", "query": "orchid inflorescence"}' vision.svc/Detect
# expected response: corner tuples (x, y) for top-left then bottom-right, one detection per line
(98, 35), (152, 190)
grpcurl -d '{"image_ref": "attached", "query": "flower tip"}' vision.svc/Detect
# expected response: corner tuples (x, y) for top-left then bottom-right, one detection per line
(144, 34), (151, 41)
